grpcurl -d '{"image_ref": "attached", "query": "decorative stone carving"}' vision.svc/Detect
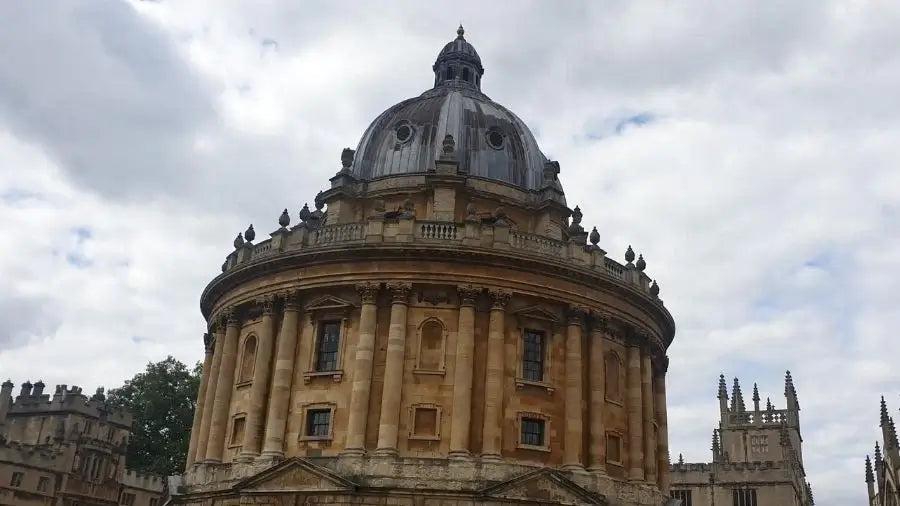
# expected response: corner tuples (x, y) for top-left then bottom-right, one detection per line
(568, 206), (584, 234)
(417, 288), (451, 305)
(258, 295), (276, 315)
(299, 203), (312, 223)
(356, 282), (380, 305)
(341, 148), (355, 169)
(203, 332), (212, 351)
(589, 226), (600, 246)
(278, 209), (291, 228)
(625, 245), (636, 264)
(244, 224), (256, 243)
(636, 254), (646, 271)
(566, 305), (588, 326)
(488, 289), (511, 310)
(387, 282), (412, 304)
(457, 284), (479, 306)
(466, 203), (478, 222)
(282, 290), (302, 311)
(224, 308), (239, 326)
(441, 134), (456, 156)
(233, 233), (244, 249)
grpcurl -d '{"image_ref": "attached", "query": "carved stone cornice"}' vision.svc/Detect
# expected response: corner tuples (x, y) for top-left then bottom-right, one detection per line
(387, 282), (412, 304)
(566, 305), (589, 326)
(356, 282), (380, 305)
(488, 289), (511, 310)
(457, 284), (479, 307)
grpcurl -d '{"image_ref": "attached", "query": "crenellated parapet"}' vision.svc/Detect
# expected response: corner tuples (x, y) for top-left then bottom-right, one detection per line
(5, 382), (132, 428)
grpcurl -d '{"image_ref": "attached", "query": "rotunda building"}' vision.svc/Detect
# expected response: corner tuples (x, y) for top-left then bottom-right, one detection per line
(177, 27), (676, 506)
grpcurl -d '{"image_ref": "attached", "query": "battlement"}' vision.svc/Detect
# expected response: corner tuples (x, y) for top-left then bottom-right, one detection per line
(2, 381), (132, 427)
(122, 469), (166, 492)
(670, 460), (788, 474)
(0, 437), (69, 471)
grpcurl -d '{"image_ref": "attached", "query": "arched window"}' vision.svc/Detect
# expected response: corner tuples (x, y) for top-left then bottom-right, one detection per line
(448, 66), (455, 80)
(417, 319), (445, 371)
(462, 67), (470, 82)
(239, 335), (257, 383)
(605, 351), (622, 402)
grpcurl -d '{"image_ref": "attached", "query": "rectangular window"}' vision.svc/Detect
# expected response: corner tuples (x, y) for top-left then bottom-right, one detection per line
(10, 472), (23, 487)
(412, 407), (438, 438)
(306, 409), (331, 438)
(520, 417), (545, 447)
(671, 489), (692, 506)
(606, 433), (622, 464)
(230, 416), (246, 445)
(120, 492), (136, 506)
(37, 476), (49, 493)
(149, 499), (158, 506)
(750, 435), (768, 453)
(315, 321), (341, 371)
(732, 488), (757, 506)
(522, 330), (544, 381)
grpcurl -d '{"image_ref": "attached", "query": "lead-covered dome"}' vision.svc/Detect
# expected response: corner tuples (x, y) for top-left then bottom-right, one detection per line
(350, 27), (555, 192)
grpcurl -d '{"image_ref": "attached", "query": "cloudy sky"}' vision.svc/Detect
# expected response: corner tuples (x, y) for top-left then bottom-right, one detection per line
(1, 1), (898, 503)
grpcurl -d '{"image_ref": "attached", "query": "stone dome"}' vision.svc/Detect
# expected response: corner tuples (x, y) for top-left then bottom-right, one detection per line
(350, 27), (554, 193)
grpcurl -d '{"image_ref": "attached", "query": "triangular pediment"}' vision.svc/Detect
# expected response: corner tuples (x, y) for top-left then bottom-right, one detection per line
(480, 468), (606, 505)
(233, 457), (357, 493)
(513, 305), (560, 323)
(305, 294), (355, 311)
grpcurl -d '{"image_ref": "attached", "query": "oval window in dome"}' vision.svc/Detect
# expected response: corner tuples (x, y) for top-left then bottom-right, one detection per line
(396, 124), (412, 143)
(487, 130), (504, 149)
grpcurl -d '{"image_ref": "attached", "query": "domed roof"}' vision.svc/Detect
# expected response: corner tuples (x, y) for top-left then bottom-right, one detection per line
(350, 27), (558, 194)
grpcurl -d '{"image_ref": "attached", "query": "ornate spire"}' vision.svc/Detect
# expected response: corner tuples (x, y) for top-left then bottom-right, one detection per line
(711, 429), (721, 461)
(678, 453), (684, 465)
(766, 397), (774, 411)
(731, 377), (745, 412)
(752, 382), (761, 412)
(717, 374), (728, 400)
(457, 24), (465, 39)
(881, 396), (890, 427)
(890, 416), (899, 449)
(875, 441), (883, 468)
(866, 455), (874, 483)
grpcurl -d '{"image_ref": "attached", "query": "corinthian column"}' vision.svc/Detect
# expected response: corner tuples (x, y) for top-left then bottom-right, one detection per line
(195, 323), (224, 463)
(186, 332), (214, 468)
(481, 289), (509, 461)
(375, 282), (411, 456)
(261, 292), (302, 459)
(343, 283), (380, 455)
(655, 360), (670, 494)
(205, 308), (241, 463)
(563, 306), (587, 470)
(641, 351), (657, 483)
(626, 339), (644, 481)
(449, 285), (478, 459)
(239, 296), (277, 461)
(587, 316), (607, 472)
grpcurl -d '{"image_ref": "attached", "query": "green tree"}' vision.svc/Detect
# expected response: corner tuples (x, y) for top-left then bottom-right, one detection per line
(107, 356), (201, 476)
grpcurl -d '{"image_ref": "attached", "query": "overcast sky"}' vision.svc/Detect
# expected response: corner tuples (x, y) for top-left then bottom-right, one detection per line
(1, 1), (898, 504)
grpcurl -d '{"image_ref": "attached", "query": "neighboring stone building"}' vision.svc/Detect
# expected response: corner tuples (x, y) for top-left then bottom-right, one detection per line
(668, 373), (813, 506)
(0, 379), (164, 506)
(175, 27), (677, 506)
(864, 396), (900, 506)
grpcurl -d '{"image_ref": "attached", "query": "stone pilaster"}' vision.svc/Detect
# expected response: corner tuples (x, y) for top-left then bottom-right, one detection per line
(261, 292), (302, 459)
(343, 283), (380, 455)
(655, 360), (670, 494)
(641, 351), (657, 484)
(205, 308), (241, 463)
(375, 282), (411, 456)
(239, 296), (277, 461)
(626, 339), (644, 481)
(587, 317), (607, 472)
(194, 324), (224, 463)
(481, 289), (509, 461)
(186, 332), (214, 468)
(449, 285), (479, 459)
(563, 306), (587, 470)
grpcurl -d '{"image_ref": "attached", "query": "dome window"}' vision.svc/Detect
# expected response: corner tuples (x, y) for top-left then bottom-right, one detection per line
(487, 129), (504, 150)
(462, 68), (471, 82)
(396, 124), (413, 143)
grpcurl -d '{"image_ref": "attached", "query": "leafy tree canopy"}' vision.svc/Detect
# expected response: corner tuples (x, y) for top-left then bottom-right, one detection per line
(107, 356), (200, 476)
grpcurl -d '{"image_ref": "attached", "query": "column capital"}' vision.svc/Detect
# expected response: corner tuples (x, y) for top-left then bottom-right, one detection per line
(356, 282), (380, 305)
(457, 284), (480, 307)
(589, 311), (611, 332)
(280, 290), (302, 312)
(224, 308), (240, 327)
(203, 333), (214, 353)
(257, 295), (276, 315)
(387, 282), (412, 304)
(566, 305), (589, 326)
(488, 289), (511, 310)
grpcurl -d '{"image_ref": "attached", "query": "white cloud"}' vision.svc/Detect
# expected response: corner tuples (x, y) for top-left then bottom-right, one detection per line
(1, 1), (898, 504)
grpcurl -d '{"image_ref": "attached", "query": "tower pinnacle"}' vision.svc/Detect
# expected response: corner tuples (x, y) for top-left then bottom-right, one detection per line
(866, 454), (874, 483)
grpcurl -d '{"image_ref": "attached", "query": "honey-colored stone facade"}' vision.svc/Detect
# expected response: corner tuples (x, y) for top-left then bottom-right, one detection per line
(175, 28), (676, 506)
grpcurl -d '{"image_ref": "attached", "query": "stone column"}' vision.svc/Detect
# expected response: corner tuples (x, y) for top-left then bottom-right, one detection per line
(205, 308), (241, 463)
(375, 282), (411, 456)
(239, 297), (277, 461)
(587, 319), (607, 472)
(195, 323), (225, 463)
(260, 292), (301, 459)
(563, 306), (586, 470)
(626, 339), (644, 481)
(449, 285), (478, 458)
(641, 352), (657, 483)
(654, 361), (671, 494)
(185, 333), (214, 468)
(481, 289), (509, 461)
(343, 283), (380, 455)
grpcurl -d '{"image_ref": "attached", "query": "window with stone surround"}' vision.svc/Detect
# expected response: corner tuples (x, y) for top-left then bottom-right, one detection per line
(605, 351), (623, 403)
(315, 321), (341, 372)
(671, 489), (692, 506)
(301, 403), (336, 441)
(37, 476), (49, 493)
(119, 492), (135, 506)
(238, 334), (257, 383)
(606, 432), (623, 465)
(9, 471), (23, 487)
(414, 318), (446, 373)
(522, 330), (545, 381)
(517, 412), (550, 451)
(229, 414), (246, 447)
(409, 404), (441, 440)
(750, 434), (768, 454)
(732, 488), (757, 506)
(513, 307), (558, 393)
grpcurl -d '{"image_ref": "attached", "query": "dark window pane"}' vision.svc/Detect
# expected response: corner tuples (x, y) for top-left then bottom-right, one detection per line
(522, 330), (544, 381)
(521, 417), (545, 446)
(316, 322), (340, 371)
(307, 409), (331, 437)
